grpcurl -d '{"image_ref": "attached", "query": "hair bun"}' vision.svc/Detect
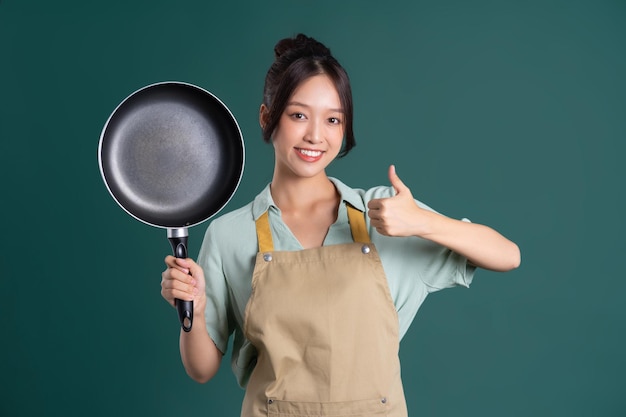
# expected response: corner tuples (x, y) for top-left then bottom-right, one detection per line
(274, 33), (331, 60)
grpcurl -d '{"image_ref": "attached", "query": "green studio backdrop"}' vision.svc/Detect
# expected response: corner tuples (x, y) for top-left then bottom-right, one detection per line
(1, 0), (624, 416)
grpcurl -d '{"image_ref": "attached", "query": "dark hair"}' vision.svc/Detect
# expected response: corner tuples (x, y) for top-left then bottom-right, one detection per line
(261, 33), (355, 158)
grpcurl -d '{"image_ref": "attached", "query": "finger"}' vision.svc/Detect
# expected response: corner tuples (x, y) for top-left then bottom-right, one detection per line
(185, 259), (204, 279)
(164, 255), (191, 274)
(174, 257), (194, 272)
(373, 224), (389, 237)
(161, 287), (195, 305)
(161, 271), (195, 301)
(388, 164), (409, 195)
(171, 267), (197, 285)
(367, 199), (380, 211)
(161, 273), (197, 302)
(367, 207), (381, 221)
(161, 280), (195, 296)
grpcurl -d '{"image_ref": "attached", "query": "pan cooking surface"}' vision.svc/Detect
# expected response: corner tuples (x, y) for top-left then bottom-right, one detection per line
(99, 83), (244, 228)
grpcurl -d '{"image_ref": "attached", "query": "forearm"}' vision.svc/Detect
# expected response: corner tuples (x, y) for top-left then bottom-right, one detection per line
(419, 210), (521, 272)
(179, 314), (222, 383)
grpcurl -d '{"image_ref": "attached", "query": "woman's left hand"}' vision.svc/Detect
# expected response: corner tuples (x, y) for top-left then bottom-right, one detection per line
(368, 165), (521, 271)
(367, 165), (428, 237)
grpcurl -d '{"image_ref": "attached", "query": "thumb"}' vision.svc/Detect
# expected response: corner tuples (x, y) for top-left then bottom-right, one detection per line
(183, 258), (202, 278)
(388, 164), (409, 195)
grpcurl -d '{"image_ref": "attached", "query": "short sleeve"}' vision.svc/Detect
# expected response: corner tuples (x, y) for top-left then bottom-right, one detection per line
(196, 221), (232, 354)
(418, 218), (477, 293)
(360, 184), (478, 338)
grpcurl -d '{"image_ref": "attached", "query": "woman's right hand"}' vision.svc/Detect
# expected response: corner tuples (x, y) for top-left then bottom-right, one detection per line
(161, 256), (207, 313)
(161, 256), (222, 383)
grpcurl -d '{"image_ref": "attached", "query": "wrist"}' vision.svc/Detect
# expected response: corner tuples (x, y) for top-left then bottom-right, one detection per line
(194, 293), (207, 316)
(412, 209), (440, 238)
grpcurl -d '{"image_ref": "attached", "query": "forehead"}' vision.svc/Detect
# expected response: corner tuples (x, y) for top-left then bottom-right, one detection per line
(289, 74), (341, 108)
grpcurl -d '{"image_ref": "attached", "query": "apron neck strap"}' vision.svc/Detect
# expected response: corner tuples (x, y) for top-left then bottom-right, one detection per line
(346, 203), (371, 244)
(255, 203), (371, 252)
(256, 210), (274, 252)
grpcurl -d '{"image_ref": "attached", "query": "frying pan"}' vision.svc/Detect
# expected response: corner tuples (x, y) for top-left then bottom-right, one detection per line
(98, 81), (244, 332)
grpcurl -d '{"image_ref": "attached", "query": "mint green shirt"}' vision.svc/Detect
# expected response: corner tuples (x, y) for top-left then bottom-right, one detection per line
(196, 177), (475, 387)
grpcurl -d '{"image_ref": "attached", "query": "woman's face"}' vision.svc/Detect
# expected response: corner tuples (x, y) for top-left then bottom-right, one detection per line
(269, 74), (344, 180)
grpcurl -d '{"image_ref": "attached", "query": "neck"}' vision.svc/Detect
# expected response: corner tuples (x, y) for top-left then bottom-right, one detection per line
(270, 172), (337, 211)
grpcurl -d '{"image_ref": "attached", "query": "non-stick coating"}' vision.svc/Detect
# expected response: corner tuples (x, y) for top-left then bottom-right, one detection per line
(99, 82), (244, 228)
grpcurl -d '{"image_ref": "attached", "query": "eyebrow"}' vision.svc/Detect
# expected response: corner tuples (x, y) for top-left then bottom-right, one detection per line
(287, 101), (344, 113)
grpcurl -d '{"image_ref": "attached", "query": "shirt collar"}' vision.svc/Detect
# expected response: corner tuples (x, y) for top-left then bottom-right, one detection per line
(252, 177), (365, 220)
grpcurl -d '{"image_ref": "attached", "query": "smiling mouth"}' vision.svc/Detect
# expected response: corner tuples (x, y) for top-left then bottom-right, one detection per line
(297, 148), (323, 157)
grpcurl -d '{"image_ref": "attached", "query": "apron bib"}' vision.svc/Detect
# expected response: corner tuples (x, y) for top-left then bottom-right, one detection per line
(241, 204), (407, 417)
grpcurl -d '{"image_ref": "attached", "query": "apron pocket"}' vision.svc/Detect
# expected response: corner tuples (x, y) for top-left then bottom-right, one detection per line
(266, 397), (389, 417)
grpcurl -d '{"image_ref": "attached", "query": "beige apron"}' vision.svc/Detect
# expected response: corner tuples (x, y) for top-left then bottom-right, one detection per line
(241, 204), (408, 417)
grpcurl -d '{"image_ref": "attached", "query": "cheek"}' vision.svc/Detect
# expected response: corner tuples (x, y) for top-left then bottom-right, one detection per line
(270, 129), (291, 154)
(330, 129), (345, 147)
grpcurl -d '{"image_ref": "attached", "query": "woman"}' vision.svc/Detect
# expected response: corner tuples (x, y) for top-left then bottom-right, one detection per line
(161, 33), (520, 417)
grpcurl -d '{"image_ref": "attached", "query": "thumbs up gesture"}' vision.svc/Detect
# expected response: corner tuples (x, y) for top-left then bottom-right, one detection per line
(367, 165), (427, 237)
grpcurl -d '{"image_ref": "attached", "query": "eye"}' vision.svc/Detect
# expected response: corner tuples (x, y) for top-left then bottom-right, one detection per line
(328, 117), (342, 125)
(290, 112), (306, 120)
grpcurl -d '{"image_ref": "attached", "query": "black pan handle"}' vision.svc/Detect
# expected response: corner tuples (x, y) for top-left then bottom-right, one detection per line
(168, 228), (193, 332)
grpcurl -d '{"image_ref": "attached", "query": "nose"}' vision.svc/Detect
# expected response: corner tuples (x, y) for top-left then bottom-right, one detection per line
(304, 118), (322, 144)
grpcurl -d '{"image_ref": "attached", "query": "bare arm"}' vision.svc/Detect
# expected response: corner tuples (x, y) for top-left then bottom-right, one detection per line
(367, 165), (521, 272)
(161, 256), (223, 383)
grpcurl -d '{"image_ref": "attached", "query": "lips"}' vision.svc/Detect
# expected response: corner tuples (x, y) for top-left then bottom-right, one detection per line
(295, 148), (324, 162)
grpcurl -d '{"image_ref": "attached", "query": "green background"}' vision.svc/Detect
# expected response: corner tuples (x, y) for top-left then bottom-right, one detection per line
(1, 0), (624, 416)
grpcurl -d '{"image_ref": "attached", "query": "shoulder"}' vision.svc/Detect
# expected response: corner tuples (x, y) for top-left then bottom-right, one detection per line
(330, 177), (395, 209)
(361, 185), (396, 201)
(206, 183), (270, 235)
(205, 201), (255, 242)
(331, 178), (438, 211)
(197, 200), (258, 269)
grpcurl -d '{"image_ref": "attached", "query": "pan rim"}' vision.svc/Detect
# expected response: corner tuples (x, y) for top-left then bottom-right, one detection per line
(97, 80), (245, 230)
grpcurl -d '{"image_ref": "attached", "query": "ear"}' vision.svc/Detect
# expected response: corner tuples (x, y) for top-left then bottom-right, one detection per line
(259, 104), (270, 130)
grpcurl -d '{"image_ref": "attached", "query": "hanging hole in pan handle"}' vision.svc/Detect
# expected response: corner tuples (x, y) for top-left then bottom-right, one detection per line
(168, 228), (193, 332)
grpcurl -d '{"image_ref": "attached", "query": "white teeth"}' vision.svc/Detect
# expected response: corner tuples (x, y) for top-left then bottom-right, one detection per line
(299, 149), (322, 157)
